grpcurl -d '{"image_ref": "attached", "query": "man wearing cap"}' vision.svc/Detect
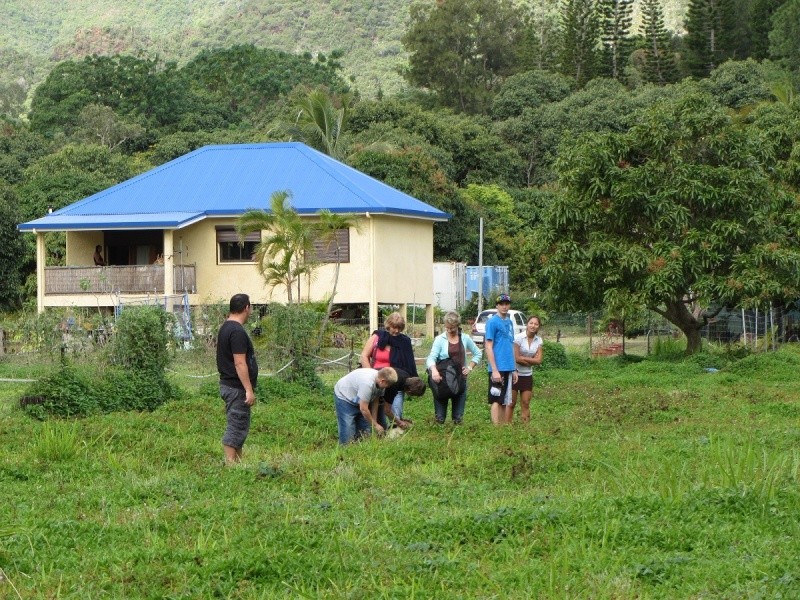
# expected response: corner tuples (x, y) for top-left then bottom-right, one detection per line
(484, 294), (518, 424)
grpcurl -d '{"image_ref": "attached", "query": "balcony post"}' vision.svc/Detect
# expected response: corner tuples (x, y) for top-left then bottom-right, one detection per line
(36, 231), (46, 313)
(164, 229), (174, 309)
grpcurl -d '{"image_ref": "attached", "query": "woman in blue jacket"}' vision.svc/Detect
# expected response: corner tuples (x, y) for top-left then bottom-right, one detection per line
(425, 311), (482, 424)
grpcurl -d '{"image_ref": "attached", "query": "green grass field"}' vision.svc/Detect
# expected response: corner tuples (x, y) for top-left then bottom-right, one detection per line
(1, 345), (799, 598)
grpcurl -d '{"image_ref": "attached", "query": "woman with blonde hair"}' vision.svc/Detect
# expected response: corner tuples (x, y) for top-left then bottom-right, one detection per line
(425, 311), (481, 424)
(360, 311), (419, 427)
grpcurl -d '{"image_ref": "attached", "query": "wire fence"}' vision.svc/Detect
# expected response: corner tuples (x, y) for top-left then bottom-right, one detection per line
(1, 303), (798, 382)
(543, 304), (800, 356)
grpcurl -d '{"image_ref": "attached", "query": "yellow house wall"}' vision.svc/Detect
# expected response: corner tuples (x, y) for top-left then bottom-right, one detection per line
(305, 217), (372, 304)
(371, 216), (434, 304)
(295, 215), (434, 305)
(58, 214), (436, 307)
(66, 232), (104, 266)
(176, 220), (267, 304)
(182, 216), (433, 306)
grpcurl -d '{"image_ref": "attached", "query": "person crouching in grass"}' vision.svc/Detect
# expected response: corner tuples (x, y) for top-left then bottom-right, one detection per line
(379, 369), (426, 430)
(333, 367), (397, 444)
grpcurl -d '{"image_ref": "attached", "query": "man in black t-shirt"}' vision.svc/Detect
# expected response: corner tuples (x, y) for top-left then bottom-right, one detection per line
(217, 293), (258, 465)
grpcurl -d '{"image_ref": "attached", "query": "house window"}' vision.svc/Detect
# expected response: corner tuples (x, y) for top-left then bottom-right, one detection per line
(216, 227), (259, 263)
(309, 228), (350, 263)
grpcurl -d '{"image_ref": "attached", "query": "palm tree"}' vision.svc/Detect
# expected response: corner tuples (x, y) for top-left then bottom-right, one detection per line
(236, 190), (316, 304)
(260, 252), (295, 303)
(286, 89), (352, 160)
(314, 209), (360, 349)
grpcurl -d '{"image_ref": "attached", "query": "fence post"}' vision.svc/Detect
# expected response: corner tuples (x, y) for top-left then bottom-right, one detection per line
(348, 337), (355, 372)
(742, 309), (746, 347)
(770, 303), (775, 351)
(755, 307), (759, 352)
(587, 314), (593, 354)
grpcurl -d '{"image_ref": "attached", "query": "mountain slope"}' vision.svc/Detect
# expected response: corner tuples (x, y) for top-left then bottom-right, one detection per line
(1, 0), (413, 100)
(1, 0), (689, 116)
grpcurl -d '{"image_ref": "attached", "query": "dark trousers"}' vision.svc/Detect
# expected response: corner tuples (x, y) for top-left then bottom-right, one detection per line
(433, 387), (467, 423)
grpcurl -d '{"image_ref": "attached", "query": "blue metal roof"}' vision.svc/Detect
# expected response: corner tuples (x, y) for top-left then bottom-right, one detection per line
(19, 142), (450, 231)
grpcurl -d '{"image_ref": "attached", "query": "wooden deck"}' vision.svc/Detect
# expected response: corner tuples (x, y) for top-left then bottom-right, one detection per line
(44, 265), (197, 295)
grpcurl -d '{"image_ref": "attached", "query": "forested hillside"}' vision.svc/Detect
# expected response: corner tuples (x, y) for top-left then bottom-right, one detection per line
(0, 0), (694, 116)
(1, 0), (415, 114)
(1, 0), (799, 353)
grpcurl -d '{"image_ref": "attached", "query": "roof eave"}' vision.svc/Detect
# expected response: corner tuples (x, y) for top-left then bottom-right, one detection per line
(18, 213), (208, 232)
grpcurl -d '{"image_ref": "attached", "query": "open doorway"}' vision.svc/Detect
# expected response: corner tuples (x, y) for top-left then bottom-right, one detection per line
(104, 230), (164, 265)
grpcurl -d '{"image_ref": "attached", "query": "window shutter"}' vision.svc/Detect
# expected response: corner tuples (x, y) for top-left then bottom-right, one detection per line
(310, 228), (350, 263)
(216, 226), (259, 243)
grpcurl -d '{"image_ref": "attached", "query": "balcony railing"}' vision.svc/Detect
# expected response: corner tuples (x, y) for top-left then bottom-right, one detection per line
(44, 265), (197, 295)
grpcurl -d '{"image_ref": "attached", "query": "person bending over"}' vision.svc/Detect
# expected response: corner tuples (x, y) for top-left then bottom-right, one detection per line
(333, 367), (397, 445)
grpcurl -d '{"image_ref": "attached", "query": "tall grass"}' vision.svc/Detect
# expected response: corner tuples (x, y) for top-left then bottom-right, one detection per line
(2, 345), (800, 597)
(32, 421), (82, 461)
(703, 436), (799, 507)
(651, 333), (685, 358)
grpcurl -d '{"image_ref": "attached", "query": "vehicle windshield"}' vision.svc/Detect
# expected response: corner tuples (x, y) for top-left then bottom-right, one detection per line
(477, 311), (495, 324)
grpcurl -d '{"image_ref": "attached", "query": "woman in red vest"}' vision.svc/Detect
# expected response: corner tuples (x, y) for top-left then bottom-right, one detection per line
(359, 312), (420, 428)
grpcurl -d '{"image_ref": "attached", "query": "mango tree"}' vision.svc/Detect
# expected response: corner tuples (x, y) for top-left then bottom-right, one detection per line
(537, 82), (800, 354)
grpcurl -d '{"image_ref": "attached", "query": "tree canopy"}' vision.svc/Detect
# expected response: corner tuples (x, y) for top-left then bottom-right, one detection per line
(537, 83), (800, 354)
(401, 0), (526, 114)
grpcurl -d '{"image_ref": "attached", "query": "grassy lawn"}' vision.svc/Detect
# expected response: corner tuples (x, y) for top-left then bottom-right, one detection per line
(1, 345), (799, 598)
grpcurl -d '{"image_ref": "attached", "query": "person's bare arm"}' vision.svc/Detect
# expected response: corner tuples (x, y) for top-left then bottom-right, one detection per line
(531, 345), (543, 366)
(485, 339), (501, 381)
(359, 334), (377, 369)
(233, 353), (256, 406)
(360, 400), (384, 435)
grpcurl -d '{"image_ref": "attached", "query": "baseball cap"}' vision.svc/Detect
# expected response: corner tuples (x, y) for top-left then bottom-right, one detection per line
(496, 293), (511, 304)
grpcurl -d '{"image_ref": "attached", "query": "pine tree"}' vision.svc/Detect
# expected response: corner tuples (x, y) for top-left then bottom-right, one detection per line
(598, 0), (634, 80)
(749, 0), (783, 59)
(683, 0), (750, 77)
(559, 0), (602, 86)
(719, 0), (753, 60)
(683, 0), (722, 77)
(640, 0), (678, 85)
(517, 0), (562, 73)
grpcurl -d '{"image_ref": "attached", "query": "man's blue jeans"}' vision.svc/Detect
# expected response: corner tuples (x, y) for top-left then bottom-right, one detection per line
(334, 395), (372, 444)
(391, 390), (405, 419)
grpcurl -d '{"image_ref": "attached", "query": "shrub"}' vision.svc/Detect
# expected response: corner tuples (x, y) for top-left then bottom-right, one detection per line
(20, 306), (180, 419)
(110, 305), (172, 372)
(16, 309), (67, 354)
(540, 339), (569, 370)
(193, 301), (228, 345)
(260, 303), (324, 390)
(98, 367), (179, 412)
(20, 363), (99, 418)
